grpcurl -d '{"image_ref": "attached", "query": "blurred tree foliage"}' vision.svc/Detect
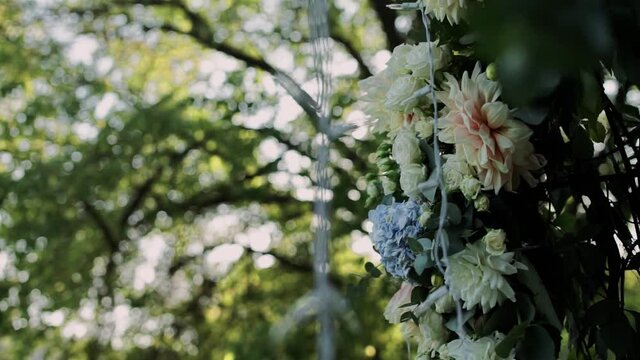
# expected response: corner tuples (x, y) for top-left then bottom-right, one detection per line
(1, 0), (640, 359)
(0, 0), (404, 358)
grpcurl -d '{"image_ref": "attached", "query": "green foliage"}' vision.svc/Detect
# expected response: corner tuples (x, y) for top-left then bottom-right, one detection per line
(0, 0), (396, 358)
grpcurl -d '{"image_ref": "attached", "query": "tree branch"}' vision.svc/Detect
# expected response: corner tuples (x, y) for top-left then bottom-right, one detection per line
(82, 200), (118, 251)
(331, 33), (373, 79)
(368, 0), (403, 50)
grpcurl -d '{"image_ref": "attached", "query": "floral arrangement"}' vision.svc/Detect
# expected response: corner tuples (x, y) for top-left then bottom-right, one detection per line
(357, 1), (640, 359)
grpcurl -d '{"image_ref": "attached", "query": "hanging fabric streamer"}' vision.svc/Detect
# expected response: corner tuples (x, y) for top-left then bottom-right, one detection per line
(308, 0), (335, 359)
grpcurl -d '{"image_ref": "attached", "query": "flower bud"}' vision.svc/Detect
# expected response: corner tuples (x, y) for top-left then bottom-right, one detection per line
(366, 182), (379, 199)
(392, 128), (421, 166)
(400, 164), (426, 199)
(460, 176), (482, 200)
(474, 194), (490, 212)
(483, 229), (507, 256)
(381, 176), (397, 195)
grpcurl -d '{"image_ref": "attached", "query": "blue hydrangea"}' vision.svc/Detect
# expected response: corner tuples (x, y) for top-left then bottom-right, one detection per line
(368, 200), (423, 279)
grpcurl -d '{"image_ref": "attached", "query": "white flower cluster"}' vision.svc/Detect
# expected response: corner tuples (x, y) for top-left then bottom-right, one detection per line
(445, 235), (526, 313)
(422, 0), (474, 25)
(359, 42), (450, 134)
(393, 128), (426, 199)
(439, 331), (515, 360)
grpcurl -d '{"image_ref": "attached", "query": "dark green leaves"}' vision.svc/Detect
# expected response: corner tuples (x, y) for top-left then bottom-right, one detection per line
(516, 256), (562, 330)
(570, 124), (594, 160)
(515, 325), (556, 360)
(364, 262), (382, 278)
(495, 323), (528, 357)
(468, 0), (612, 104)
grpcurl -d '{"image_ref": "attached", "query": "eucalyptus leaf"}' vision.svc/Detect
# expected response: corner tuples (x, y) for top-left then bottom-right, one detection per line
(514, 107), (548, 126)
(408, 238), (423, 253)
(381, 194), (395, 205)
(516, 293), (535, 323)
(516, 256), (562, 330)
(414, 253), (433, 275)
(447, 203), (462, 225)
(480, 302), (518, 336)
(570, 124), (594, 159)
(495, 323), (528, 358)
(445, 229), (465, 255)
(411, 286), (428, 304)
(515, 325), (555, 360)
(364, 262), (382, 278)
(418, 238), (433, 250)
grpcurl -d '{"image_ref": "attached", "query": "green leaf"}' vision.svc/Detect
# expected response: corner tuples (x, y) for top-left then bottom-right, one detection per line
(408, 238), (423, 253)
(444, 229), (465, 255)
(411, 286), (428, 304)
(588, 121), (607, 143)
(480, 302), (518, 336)
(516, 293), (535, 324)
(414, 253), (433, 275)
(418, 238), (433, 250)
(495, 323), (528, 358)
(516, 325), (556, 360)
(381, 194), (395, 205)
(447, 203), (462, 225)
(516, 256), (562, 330)
(400, 311), (415, 323)
(598, 315), (635, 358)
(364, 262), (382, 278)
(514, 107), (548, 125)
(570, 124), (594, 159)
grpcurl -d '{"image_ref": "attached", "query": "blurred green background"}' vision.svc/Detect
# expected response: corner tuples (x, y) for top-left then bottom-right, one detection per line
(1, 0), (640, 359)
(0, 0), (407, 358)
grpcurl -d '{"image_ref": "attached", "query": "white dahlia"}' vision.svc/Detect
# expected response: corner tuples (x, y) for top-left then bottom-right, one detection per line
(359, 68), (404, 133)
(439, 332), (515, 360)
(445, 241), (525, 313)
(437, 63), (544, 193)
(422, 0), (469, 25)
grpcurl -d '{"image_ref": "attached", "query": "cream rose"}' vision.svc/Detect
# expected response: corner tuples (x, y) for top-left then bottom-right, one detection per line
(400, 164), (426, 199)
(460, 176), (482, 200)
(392, 128), (421, 166)
(442, 155), (472, 191)
(483, 229), (507, 255)
(385, 75), (420, 111)
(405, 42), (450, 79)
